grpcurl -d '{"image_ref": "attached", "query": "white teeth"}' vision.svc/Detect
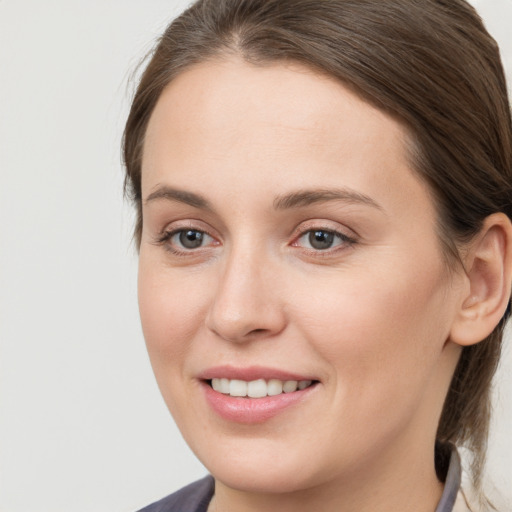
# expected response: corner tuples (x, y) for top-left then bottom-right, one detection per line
(298, 380), (312, 390)
(210, 378), (314, 397)
(267, 379), (283, 396)
(212, 378), (232, 394)
(212, 378), (222, 392)
(219, 378), (230, 394)
(283, 380), (298, 393)
(229, 379), (248, 397)
(247, 379), (267, 398)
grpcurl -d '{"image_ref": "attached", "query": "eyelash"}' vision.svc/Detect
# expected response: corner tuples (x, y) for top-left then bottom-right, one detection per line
(292, 228), (357, 255)
(154, 225), (357, 257)
(154, 228), (218, 256)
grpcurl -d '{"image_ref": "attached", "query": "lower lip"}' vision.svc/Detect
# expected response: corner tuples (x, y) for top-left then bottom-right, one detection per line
(201, 381), (318, 424)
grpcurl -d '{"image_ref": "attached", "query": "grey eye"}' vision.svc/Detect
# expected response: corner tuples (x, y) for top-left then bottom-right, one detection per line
(173, 230), (210, 249)
(308, 230), (336, 250)
(295, 228), (353, 252)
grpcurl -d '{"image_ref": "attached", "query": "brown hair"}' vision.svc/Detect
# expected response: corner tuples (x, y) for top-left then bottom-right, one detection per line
(123, 0), (512, 495)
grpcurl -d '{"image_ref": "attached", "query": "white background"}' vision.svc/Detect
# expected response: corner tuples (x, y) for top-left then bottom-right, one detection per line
(1, 1), (511, 511)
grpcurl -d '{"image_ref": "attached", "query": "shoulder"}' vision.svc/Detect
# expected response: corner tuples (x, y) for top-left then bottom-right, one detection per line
(137, 475), (215, 512)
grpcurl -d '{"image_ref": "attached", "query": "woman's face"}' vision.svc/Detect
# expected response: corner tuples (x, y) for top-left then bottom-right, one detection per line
(139, 59), (463, 493)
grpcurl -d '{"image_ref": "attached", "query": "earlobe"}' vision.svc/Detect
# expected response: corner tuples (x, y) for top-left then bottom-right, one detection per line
(449, 213), (512, 347)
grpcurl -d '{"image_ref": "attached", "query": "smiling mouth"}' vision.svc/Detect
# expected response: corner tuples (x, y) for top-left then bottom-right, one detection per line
(207, 378), (318, 398)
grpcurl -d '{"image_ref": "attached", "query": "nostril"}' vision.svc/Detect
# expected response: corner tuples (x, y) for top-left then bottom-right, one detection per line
(249, 328), (267, 335)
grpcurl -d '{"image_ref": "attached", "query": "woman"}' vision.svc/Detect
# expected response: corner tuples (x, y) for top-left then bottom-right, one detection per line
(123, 1), (512, 511)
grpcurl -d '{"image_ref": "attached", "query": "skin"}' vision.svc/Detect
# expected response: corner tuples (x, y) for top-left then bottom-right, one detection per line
(138, 58), (469, 512)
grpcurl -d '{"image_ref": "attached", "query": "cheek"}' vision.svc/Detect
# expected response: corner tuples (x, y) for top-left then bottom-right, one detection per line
(137, 254), (208, 366)
(137, 254), (216, 430)
(293, 257), (453, 418)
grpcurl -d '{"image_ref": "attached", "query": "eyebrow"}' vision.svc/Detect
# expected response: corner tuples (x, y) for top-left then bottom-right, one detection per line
(144, 185), (383, 212)
(145, 186), (213, 211)
(273, 188), (383, 211)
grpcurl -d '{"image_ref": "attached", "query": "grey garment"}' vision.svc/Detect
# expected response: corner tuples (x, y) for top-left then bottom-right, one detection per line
(137, 476), (214, 512)
(138, 449), (462, 512)
(435, 448), (462, 512)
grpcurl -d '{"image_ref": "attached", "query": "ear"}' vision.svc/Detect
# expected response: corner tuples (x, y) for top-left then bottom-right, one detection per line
(449, 213), (512, 347)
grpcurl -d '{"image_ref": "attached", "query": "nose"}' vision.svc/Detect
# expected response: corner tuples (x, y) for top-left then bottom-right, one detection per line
(205, 249), (287, 343)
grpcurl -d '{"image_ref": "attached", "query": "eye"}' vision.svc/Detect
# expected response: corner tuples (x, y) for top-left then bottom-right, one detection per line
(294, 229), (355, 251)
(152, 224), (220, 258)
(305, 230), (337, 250)
(170, 229), (214, 250)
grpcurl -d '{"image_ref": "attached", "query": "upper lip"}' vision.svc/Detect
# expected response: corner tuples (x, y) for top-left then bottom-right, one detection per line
(198, 365), (318, 382)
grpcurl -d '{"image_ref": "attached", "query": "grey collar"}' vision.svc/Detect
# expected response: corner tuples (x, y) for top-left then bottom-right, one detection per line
(435, 448), (462, 512)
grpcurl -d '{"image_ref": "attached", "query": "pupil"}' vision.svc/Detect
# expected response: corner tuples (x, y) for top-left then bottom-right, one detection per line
(179, 230), (203, 249)
(309, 230), (334, 250)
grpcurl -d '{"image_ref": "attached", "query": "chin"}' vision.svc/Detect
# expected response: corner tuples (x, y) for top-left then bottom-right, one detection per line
(188, 433), (338, 494)
(208, 461), (321, 494)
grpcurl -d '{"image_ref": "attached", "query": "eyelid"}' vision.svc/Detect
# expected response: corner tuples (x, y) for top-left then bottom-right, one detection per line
(153, 220), (221, 253)
(290, 219), (358, 242)
(290, 220), (358, 253)
(158, 219), (218, 238)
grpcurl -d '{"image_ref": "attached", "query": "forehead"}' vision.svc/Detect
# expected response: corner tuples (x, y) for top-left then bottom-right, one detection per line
(142, 57), (433, 222)
(144, 57), (410, 165)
